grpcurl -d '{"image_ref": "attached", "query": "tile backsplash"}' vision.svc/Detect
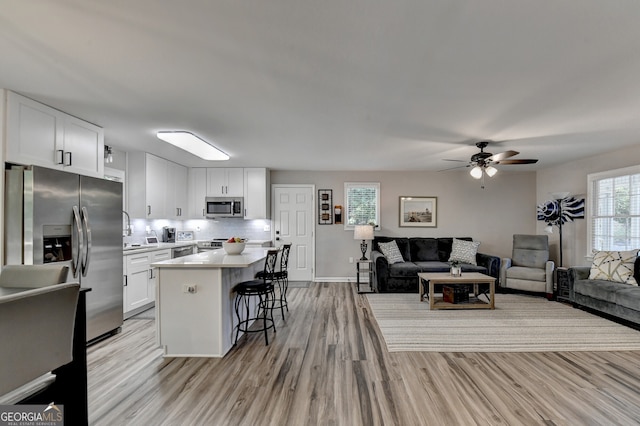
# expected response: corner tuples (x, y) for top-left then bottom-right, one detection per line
(123, 217), (272, 245)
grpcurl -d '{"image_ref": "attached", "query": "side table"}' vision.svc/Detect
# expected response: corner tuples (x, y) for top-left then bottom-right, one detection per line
(356, 260), (374, 293)
(556, 267), (571, 303)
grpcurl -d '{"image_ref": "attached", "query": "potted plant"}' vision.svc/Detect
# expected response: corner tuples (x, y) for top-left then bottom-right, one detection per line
(449, 260), (462, 277)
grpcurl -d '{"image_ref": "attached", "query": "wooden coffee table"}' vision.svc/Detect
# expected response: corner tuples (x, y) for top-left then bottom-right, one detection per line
(418, 272), (496, 310)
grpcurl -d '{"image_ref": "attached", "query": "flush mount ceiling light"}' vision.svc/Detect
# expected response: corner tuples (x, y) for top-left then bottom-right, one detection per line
(156, 131), (229, 160)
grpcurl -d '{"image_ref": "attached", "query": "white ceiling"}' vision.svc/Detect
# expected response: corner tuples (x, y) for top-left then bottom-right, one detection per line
(2, 1), (640, 171)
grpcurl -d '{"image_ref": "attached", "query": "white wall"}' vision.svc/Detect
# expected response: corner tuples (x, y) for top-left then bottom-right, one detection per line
(536, 143), (640, 268)
(272, 169), (536, 279)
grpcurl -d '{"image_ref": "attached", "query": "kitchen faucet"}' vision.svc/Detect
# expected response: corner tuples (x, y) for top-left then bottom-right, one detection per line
(123, 210), (132, 236)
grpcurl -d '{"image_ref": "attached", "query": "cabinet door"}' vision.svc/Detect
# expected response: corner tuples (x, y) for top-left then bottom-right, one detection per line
(167, 161), (187, 219)
(226, 168), (245, 197)
(206, 168), (244, 196)
(188, 168), (207, 218)
(149, 250), (172, 302)
(5, 91), (62, 168)
(5, 91), (104, 178)
(206, 168), (227, 196)
(124, 268), (152, 312)
(124, 253), (153, 314)
(145, 154), (168, 218)
(243, 168), (270, 219)
(61, 115), (104, 177)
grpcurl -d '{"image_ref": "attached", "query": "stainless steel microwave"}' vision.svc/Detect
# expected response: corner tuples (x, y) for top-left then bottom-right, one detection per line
(205, 197), (243, 218)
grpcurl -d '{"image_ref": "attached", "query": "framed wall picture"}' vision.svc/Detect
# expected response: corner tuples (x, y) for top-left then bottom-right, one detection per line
(318, 189), (333, 224)
(399, 196), (437, 227)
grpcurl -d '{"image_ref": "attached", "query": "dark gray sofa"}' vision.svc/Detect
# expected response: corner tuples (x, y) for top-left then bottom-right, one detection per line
(371, 237), (501, 293)
(567, 257), (640, 325)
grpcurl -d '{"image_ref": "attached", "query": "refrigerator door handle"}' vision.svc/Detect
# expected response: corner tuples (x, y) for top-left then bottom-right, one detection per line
(72, 206), (84, 278)
(81, 206), (92, 277)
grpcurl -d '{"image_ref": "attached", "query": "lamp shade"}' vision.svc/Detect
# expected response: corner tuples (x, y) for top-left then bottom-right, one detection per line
(354, 225), (374, 240)
(485, 166), (498, 177)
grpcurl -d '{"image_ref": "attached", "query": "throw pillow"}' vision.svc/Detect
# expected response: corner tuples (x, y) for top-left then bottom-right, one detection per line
(589, 250), (639, 285)
(378, 241), (405, 264)
(448, 238), (480, 266)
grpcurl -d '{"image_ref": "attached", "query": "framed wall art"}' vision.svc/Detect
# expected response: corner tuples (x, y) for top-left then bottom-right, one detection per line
(399, 196), (437, 227)
(318, 189), (333, 224)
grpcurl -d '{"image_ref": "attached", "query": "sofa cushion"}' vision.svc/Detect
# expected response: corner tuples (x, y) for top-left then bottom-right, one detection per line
(505, 266), (546, 282)
(413, 261), (450, 272)
(615, 287), (640, 311)
(589, 250), (639, 285)
(410, 238), (439, 261)
(574, 279), (621, 303)
(378, 241), (405, 264)
(449, 238), (480, 266)
(388, 262), (421, 278)
(460, 264), (488, 274)
(374, 237), (411, 261)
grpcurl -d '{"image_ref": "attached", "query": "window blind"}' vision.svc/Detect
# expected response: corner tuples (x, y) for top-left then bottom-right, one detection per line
(589, 167), (640, 252)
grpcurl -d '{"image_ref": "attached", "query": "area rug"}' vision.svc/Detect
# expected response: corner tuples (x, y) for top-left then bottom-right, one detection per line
(366, 293), (640, 352)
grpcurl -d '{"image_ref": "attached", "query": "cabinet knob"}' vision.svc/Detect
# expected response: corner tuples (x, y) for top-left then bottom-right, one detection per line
(56, 150), (64, 165)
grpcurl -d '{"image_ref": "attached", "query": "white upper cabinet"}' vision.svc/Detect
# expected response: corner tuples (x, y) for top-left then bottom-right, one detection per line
(188, 168), (207, 219)
(128, 152), (168, 219)
(206, 168), (244, 197)
(5, 91), (104, 177)
(128, 153), (188, 220)
(243, 168), (270, 219)
(168, 161), (188, 219)
(144, 154), (168, 219)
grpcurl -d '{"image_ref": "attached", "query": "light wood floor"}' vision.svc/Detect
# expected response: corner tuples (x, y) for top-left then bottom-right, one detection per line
(87, 282), (640, 425)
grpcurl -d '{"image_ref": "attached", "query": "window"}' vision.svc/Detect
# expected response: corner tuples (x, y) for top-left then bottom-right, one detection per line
(344, 182), (379, 230)
(588, 165), (640, 253)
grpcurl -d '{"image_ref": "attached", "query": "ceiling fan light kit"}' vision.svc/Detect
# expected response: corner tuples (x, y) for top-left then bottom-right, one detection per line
(445, 141), (538, 188)
(470, 166), (483, 179)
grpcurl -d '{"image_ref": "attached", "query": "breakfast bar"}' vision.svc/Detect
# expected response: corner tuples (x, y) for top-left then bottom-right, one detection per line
(152, 247), (268, 357)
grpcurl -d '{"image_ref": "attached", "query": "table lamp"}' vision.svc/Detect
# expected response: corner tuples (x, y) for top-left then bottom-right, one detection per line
(354, 225), (374, 260)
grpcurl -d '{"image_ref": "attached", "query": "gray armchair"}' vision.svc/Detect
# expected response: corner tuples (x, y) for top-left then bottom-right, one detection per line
(500, 234), (555, 299)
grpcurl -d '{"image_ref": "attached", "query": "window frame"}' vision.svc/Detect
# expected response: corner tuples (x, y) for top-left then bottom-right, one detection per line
(344, 182), (380, 231)
(587, 164), (640, 256)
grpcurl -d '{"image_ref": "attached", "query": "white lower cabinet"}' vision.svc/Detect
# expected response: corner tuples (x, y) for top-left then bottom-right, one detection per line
(123, 248), (171, 319)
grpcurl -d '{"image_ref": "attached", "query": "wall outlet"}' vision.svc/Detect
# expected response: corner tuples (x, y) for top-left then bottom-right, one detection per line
(263, 224), (271, 232)
(183, 284), (197, 294)
(349, 257), (354, 263)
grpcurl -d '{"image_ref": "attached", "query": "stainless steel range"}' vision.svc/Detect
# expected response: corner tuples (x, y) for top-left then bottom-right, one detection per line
(196, 239), (227, 253)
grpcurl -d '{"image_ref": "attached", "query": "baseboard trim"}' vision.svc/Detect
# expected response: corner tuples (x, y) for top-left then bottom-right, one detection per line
(314, 277), (355, 283)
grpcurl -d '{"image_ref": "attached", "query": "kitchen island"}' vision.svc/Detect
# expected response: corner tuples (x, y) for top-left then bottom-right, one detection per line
(152, 247), (268, 357)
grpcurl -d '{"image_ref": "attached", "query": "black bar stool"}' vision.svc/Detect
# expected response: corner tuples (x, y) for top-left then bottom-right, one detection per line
(233, 250), (279, 346)
(256, 243), (291, 320)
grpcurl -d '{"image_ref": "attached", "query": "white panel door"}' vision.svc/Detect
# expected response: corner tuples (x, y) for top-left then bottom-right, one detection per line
(272, 185), (314, 281)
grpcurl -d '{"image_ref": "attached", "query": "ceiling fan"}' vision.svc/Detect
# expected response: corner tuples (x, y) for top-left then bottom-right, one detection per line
(442, 141), (538, 187)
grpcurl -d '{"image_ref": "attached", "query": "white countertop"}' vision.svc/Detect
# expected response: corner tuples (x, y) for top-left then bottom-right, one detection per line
(152, 247), (268, 268)
(123, 241), (196, 255)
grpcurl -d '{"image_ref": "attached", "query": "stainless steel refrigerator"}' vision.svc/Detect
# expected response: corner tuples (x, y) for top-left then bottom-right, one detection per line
(4, 165), (123, 342)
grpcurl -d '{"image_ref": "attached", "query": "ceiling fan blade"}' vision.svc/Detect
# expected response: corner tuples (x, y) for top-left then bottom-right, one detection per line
(438, 164), (470, 172)
(495, 159), (539, 165)
(442, 159), (467, 162)
(487, 150), (519, 162)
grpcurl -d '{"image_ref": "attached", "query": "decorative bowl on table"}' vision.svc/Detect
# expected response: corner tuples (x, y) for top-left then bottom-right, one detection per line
(222, 241), (245, 255)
